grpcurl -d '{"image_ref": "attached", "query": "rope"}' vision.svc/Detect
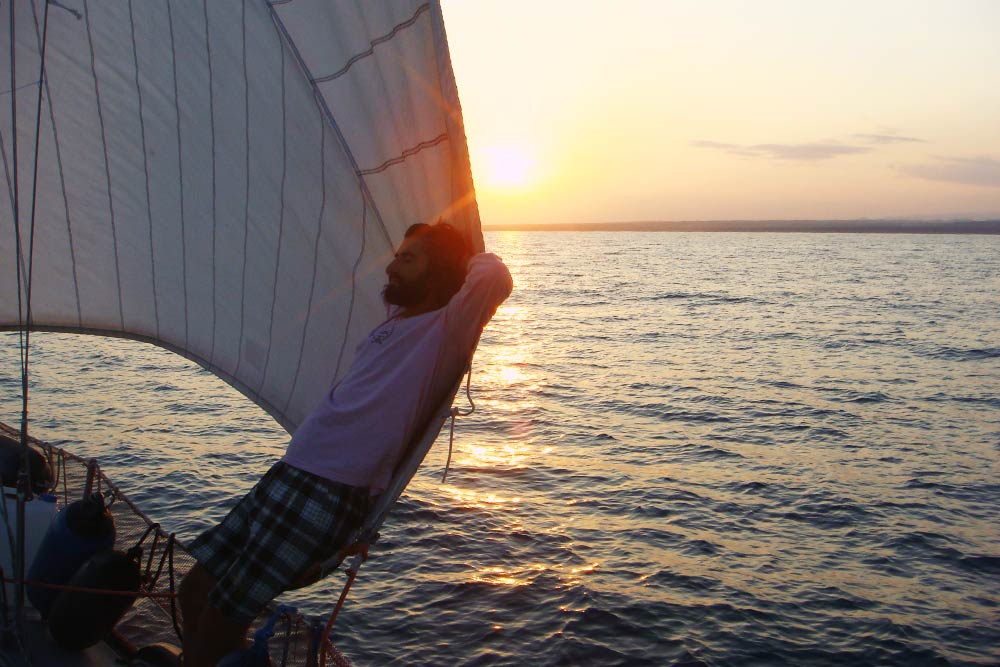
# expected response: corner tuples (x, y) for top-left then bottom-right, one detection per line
(0, 576), (178, 599)
(441, 360), (476, 483)
(147, 531), (172, 594)
(319, 545), (368, 666)
(142, 529), (161, 583)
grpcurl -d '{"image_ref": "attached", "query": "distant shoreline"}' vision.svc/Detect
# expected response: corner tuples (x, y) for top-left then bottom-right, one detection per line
(482, 220), (1000, 234)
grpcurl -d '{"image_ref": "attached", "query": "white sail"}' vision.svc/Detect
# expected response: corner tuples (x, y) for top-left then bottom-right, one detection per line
(0, 0), (481, 431)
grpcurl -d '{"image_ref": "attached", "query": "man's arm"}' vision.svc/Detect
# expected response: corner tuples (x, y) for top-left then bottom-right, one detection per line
(442, 253), (513, 350)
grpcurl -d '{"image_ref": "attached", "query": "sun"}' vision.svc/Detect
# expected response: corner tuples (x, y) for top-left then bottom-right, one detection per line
(475, 144), (539, 192)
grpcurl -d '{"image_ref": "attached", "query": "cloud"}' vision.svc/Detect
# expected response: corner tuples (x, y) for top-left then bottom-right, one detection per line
(854, 133), (924, 145)
(692, 140), (871, 161)
(896, 156), (1000, 188)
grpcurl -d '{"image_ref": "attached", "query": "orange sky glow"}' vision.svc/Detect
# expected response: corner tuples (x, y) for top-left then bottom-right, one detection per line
(440, 1), (1000, 226)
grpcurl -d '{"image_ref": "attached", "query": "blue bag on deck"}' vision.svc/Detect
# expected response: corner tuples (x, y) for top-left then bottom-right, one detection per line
(217, 605), (297, 667)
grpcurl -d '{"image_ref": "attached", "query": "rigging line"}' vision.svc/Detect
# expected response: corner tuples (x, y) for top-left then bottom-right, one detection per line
(358, 133), (448, 176)
(265, 5), (392, 249)
(312, 3), (431, 84)
(8, 0), (25, 377)
(26, 0), (55, 368)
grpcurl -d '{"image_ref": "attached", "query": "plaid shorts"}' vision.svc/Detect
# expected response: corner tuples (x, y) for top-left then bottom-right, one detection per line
(188, 462), (370, 624)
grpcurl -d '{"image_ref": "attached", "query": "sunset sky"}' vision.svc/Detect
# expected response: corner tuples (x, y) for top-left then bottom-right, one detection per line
(439, 1), (1000, 226)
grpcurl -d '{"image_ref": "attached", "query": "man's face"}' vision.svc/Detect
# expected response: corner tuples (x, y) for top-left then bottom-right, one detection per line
(384, 236), (432, 307)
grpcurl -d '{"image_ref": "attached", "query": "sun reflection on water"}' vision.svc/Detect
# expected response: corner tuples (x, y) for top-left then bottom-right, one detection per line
(458, 442), (537, 469)
(443, 484), (521, 510)
(469, 560), (604, 588)
(471, 563), (547, 587)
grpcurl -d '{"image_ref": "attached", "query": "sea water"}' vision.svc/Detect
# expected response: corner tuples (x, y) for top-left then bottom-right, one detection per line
(1, 232), (998, 666)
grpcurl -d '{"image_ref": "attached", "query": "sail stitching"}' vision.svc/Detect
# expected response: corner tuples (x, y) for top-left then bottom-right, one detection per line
(359, 133), (448, 176)
(284, 115), (327, 414)
(204, 1), (219, 365)
(312, 3), (430, 84)
(128, 0), (161, 339)
(0, 81), (42, 97)
(30, 1), (82, 327)
(235, 1), (251, 378)
(1, 129), (25, 299)
(82, 0), (125, 330)
(256, 22), (288, 399)
(266, 4), (392, 248)
(0, 127), (14, 223)
(166, 2), (190, 348)
(333, 184), (369, 380)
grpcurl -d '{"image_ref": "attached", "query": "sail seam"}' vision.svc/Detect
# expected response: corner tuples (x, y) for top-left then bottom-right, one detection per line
(284, 115), (327, 414)
(204, 1), (219, 365)
(128, 0), (161, 340)
(266, 4), (392, 249)
(0, 80), (42, 97)
(166, 2), (190, 349)
(1, 129), (24, 292)
(30, 1), (82, 327)
(333, 185), (368, 380)
(256, 22), (288, 399)
(359, 133), (448, 176)
(0, 126), (13, 223)
(235, 1), (251, 378)
(312, 3), (431, 84)
(82, 0), (126, 330)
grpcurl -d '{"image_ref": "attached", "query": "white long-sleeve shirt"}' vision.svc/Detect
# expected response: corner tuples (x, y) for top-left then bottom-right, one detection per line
(282, 253), (513, 493)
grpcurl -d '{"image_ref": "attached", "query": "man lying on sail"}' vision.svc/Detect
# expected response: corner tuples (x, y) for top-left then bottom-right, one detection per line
(178, 221), (513, 667)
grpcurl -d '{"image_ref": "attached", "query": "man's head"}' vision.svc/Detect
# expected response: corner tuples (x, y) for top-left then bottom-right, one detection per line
(384, 221), (471, 314)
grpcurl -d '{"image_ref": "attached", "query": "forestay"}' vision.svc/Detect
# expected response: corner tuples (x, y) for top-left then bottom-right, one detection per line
(1, 0), (482, 432)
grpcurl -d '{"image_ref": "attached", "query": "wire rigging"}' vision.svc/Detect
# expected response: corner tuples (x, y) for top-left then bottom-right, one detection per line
(22, 0), (53, 434)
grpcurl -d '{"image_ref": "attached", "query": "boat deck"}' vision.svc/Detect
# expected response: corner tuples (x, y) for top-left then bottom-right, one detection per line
(1, 611), (125, 666)
(0, 422), (350, 666)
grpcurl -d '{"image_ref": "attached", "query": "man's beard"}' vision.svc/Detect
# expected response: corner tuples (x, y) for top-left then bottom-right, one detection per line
(383, 277), (430, 307)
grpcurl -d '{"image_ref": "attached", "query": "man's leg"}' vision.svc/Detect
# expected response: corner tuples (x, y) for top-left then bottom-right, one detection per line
(183, 601), (250, 667)
(181, 464), (368, 664)
(179, 564), (209, 635)
(178, 563), (213, 659)
(180, 563), (250, 667)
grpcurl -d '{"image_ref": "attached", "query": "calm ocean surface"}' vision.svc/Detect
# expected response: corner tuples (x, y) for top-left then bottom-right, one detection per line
(2, 231), (999, 666)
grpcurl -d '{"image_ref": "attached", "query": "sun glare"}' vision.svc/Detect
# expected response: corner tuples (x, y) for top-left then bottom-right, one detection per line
(476, 145), (538, 191)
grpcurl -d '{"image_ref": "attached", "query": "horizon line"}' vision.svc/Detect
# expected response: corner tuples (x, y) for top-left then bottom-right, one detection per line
(481, 219), (1000, 234)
